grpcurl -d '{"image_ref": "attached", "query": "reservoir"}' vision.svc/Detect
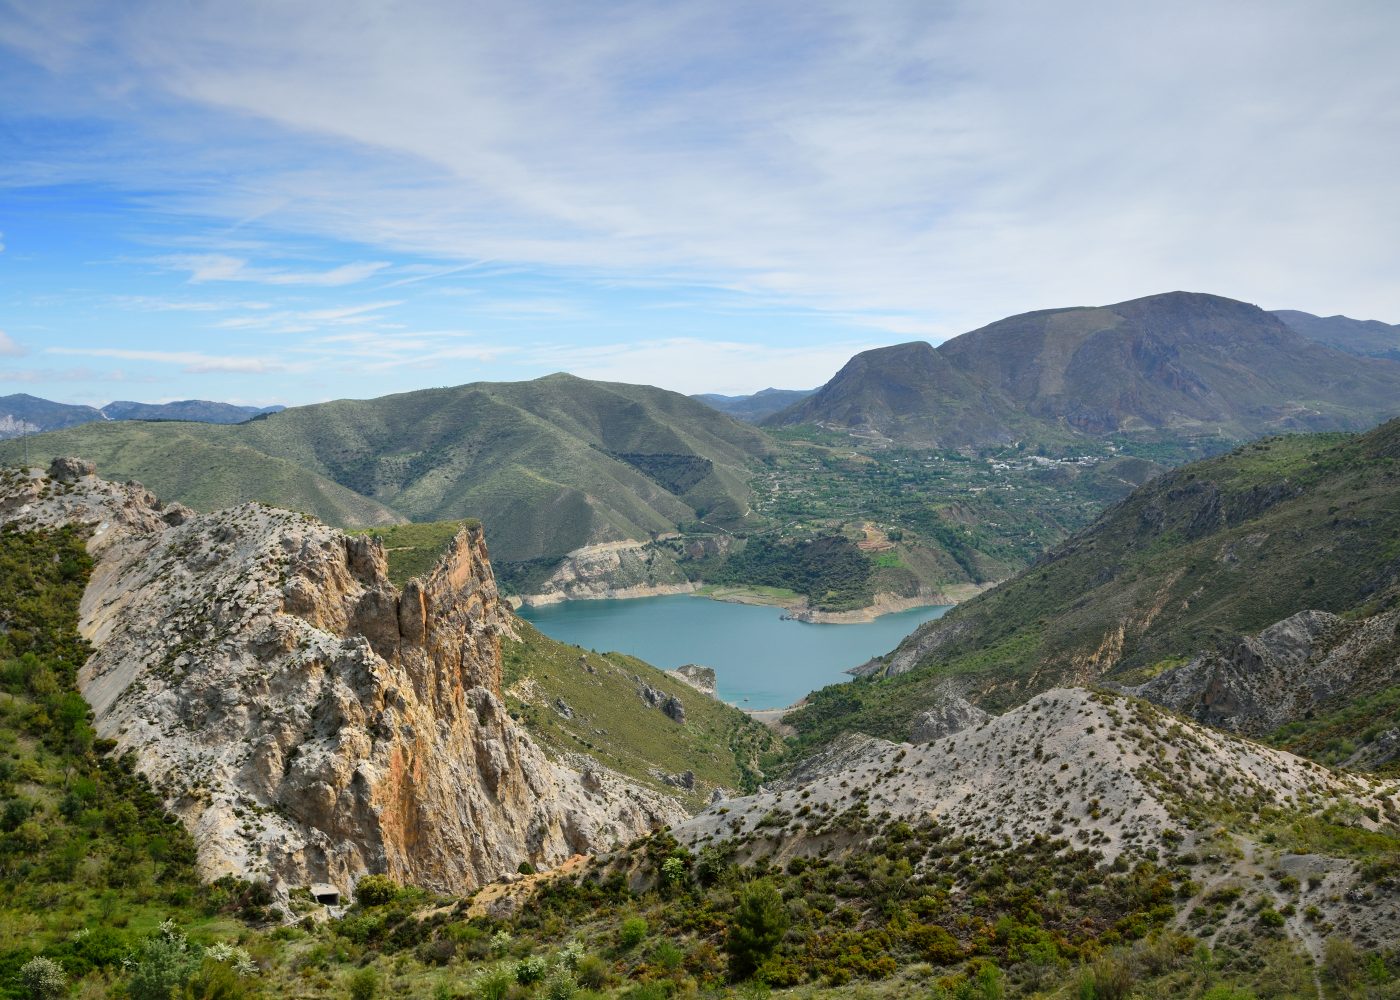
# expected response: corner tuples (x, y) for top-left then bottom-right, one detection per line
(518, 595), (951, 710)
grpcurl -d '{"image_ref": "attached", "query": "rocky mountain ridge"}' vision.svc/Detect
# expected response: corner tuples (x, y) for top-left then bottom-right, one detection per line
(678, 687), (1400, 959)
(768, 292), (1400, 445)
(1133, 607), (1400, 770)
(0, 393), (282, 439)
(795, 418), (1400, 752)
(0, 460), (682, 896)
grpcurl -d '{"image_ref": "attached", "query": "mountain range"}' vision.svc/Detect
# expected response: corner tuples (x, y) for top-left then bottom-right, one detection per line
(1274, 308), (1400, 360)
(0, 393), (284, 439)
(0, 375), (773, 560)
(766, 292), (1400, 445)
(7, 289), (1399, 593)
(689, 387), (814, 422)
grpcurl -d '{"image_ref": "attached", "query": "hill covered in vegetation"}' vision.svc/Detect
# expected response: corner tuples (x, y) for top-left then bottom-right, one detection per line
(0, 375), (773, 564)
(769, 292), (1400, 446)
(789, 418), (1400, 759)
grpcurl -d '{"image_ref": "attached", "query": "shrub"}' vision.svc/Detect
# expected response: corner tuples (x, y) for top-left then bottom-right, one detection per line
(618, 917), (649, 949)
(347, 966), (380, 1000)
(470, 966), (513, 1000)
(355, 874), (400, 906)
(514, 955), (548, 985)
(575, 955), (610, 990)
(1322, 937), (1362, 988)
(128, 925), (200, 1000)
(545, 972), (579, 1000)
(1079, 956), (1133, 1000)
(20, 957), (66, 1000)
(182, 958), (252, 1000)
(726, 880), (790, 979)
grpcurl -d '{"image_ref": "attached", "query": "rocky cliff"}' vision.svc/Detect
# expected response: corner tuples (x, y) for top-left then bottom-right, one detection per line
(0, 460), (683, 896)
(1133, 607), (1400, 768)
(515, 539), (696, 606)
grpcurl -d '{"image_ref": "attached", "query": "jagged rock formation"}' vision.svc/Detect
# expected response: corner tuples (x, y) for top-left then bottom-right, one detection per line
(671, 664), (717, 697)
(0, 461), (683, 895)
(635, 677), (686, 723)
(678, 688), (1400, 955)
(685, 688), (1400, 861)
(516, 539), (697, 606)
(908, 688), (989, 743)
(1133, 607), (1400, 768)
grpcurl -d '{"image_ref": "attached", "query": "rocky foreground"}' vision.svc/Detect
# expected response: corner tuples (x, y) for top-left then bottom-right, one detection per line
(676, 687), (1400, 959)
(0, 460), (682, 897)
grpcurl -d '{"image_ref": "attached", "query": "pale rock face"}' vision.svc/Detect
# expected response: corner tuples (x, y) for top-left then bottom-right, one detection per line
(1133, 608), (1400, 766)
(0, 463), (683, 895)
(516, 539), (697, 605)
(908, 692), (990, 743)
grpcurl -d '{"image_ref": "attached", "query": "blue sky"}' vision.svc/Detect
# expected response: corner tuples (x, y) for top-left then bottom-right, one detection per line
(2, 1), (1398, 407)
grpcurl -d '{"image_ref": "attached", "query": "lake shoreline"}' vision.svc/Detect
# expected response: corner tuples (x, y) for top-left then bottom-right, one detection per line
(518, 593), (954, 711)
(511, 579), (994, 623)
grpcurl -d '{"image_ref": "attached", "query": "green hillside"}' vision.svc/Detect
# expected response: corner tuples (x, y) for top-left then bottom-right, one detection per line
(789, 419), (1400, 749)
(0, 375), (774, 563)
(0, 421), (404, 528)
(501, 620), (782, 807)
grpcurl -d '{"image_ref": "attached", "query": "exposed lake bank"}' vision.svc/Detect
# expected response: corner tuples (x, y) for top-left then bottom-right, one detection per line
(517, 594), (952, 710)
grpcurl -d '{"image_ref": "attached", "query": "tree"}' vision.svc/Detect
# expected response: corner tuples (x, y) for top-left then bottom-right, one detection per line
(20, 957), (66, 1000)
(726, 880), (790, 979)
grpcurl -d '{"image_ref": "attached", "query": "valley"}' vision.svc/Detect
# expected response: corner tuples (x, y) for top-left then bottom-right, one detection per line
(5, 290), (1400, 999)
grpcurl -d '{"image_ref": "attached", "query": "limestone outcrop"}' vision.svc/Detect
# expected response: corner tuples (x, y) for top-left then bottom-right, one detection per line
(908, 687), (990, 743)
(1131, 608), (1400, 767)
(0, 461), (683, 895)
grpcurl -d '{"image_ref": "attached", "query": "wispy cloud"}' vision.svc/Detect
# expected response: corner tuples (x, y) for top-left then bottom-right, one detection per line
(0, 366), (157, 385)
(4, 2), (1398, 327)
(211, 299), (403, 333)
(154, 254), (391, 287)
(47, 346), (284, 374)
(0, 331), (26, 358)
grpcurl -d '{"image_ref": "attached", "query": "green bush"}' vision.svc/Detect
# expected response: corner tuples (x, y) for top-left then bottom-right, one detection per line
(726, 880), (790, 979)
(347, 967), (380, 1000)
(181, 957), (252, 1000)
(127, 924), (202, 1000)
(470, 966), (513, 1000)
(574, 954), (610, 990)
(355, 874), (400, 906)
(545, 972), (579, 1000)
(514, 955), (548, 985)
(618, 917), (649, 949)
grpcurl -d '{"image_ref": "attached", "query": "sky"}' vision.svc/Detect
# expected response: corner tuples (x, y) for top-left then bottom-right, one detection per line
(1, 0), (1398, 407)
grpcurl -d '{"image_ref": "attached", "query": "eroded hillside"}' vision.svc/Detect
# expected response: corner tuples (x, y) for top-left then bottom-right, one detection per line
(0, 459), (689, 895)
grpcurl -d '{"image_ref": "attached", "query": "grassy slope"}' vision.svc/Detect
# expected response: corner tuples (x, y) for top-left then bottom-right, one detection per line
(0, 376), (775, 562)
(351, 519), (483, 586)
(790, 420), (1400, 749)
(501, 620), (782, 808)
(0, 525), (257, 997)
(0, 422), (404, 528)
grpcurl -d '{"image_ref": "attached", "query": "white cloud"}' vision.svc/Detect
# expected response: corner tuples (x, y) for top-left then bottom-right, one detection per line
(3, 1), (1399, 328)
(522, 337), (876, 395)
(0, 331), (25, 357)
(154, 254), (391, 287)
(46, 346), (283, 374)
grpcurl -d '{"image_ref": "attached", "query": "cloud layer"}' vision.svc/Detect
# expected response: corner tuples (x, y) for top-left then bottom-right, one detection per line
(1, 0), (1398, 404)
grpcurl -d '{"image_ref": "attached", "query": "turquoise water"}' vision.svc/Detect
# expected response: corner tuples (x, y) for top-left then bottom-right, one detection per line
(517, 595), (950, 710)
